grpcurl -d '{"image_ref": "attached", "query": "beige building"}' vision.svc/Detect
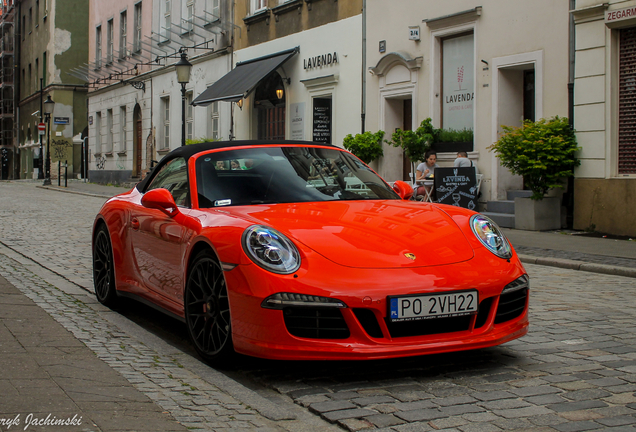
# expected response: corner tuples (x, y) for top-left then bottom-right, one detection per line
(572, 1), (636, 236)
(365, 1), (571, 214)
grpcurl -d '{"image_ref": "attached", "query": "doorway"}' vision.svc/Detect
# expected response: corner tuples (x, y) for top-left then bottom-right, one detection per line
(255, 73), (286, 140)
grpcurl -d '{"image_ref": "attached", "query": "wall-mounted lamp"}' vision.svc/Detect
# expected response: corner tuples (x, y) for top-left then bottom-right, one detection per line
(236, 99), (243, 110)
(276, 85), (284, 100)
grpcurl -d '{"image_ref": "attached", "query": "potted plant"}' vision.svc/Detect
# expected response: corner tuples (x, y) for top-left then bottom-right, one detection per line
(387, 118), (435, 176)
(343, 130), (385, 164)
(489, 116), (581, 230)
(433, 127), (474, 153)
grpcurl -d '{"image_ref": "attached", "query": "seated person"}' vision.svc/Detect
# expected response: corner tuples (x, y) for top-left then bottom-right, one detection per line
(215, 160), (227, 170)
(454, 151), (479, 174)
(415, 150), (438, 199)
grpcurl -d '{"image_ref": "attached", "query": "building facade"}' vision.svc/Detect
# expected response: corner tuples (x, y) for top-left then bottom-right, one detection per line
(571, 1), (636, 236)
(16, 0), (88, 180)
(86, 0), (232, 184)
(365, 0), (571, 206)
(192, 0), (363, 151)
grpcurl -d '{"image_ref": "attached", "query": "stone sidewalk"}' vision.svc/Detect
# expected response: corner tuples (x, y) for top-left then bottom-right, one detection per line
(0, 273), (187, 432)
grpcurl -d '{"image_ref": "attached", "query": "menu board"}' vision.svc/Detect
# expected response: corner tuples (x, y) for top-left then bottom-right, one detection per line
(433, 167), (478, 210)
(313, 98), (332, 144)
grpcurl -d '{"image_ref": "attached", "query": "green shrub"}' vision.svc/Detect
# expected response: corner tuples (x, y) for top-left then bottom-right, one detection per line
(387, 118), (435, 166)
(436, 127), (473, 143)
(185, 137), (217, 145)
(489, 116), (581, 200)
(343, 130), (385, 164)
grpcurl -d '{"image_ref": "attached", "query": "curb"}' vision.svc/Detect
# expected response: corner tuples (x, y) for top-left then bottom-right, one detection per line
(36, 185), (118, 199)
(518, 254), (636, 279)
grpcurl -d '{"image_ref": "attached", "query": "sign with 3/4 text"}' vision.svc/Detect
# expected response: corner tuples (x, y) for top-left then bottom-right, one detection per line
(434, 167), (478, 210)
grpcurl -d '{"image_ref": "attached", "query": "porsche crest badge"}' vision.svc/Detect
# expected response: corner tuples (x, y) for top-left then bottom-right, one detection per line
(404, 253), (416, 261)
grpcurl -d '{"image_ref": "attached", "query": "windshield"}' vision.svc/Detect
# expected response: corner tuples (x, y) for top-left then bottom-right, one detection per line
(195, 146), (400, 208)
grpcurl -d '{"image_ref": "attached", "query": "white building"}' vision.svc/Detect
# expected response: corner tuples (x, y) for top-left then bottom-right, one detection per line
(85, 0), (232, 184)
(365, 0), (571, 209)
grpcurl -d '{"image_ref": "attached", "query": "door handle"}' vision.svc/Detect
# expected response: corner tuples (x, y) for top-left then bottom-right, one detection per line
(131, 218), (140, 230)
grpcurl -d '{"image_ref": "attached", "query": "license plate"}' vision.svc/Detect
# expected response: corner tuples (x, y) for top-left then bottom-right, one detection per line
(388, 290), (479, 322)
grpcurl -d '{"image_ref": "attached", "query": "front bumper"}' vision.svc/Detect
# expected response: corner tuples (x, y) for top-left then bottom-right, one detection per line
(224, 250), (529, 361)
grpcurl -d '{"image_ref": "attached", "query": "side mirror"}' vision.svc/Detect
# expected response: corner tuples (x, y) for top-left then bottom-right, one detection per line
(392, 180), (414, 200)
(141, 188), (179, 216)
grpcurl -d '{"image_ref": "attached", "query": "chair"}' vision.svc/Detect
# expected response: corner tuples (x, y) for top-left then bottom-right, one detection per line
(410, 175), (434, 203)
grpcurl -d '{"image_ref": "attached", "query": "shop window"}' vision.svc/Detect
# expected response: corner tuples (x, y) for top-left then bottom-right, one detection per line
(441, 32), (474, 134)
(619, 27), (636, 174)
(312, 97), (332, 144)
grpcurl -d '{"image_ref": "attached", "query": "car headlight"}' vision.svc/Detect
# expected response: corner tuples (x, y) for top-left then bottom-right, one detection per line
(470, 214), (512, 259)
(242, 225), (301, 274)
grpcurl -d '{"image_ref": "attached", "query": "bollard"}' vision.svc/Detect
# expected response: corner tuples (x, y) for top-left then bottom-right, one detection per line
(58, 160), (61, 186)
(65, 160), (68, 188)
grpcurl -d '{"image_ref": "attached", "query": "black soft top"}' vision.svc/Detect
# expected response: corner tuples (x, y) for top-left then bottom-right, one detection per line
(136, 140), (337, 192)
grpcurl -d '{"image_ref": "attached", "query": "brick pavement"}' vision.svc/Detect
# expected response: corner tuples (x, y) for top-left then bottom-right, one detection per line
(1, 180), (636, 431)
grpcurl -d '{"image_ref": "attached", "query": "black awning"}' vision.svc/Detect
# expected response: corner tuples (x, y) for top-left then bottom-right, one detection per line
(192, 47), (299, 106)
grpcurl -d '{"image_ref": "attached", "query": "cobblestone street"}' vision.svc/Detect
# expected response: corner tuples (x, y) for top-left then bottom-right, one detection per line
(1, 181), (636, 431)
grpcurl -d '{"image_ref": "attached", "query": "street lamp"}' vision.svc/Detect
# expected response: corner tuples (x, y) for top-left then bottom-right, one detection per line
(42, 95), (55, 186)
(175, 51), (192, 147)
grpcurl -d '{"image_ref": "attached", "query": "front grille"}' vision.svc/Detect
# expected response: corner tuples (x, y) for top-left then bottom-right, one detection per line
(353, 308), (384, 338)
(495, 288), (528, 324)
(283, 307), (350, 339)
(385, 315), (472, 338)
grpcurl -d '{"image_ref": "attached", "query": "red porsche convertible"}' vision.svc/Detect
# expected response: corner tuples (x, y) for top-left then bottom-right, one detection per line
(92, 141), (528, 365)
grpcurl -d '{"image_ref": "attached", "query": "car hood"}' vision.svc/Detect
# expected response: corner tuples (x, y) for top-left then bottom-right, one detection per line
(222, 201), (474, 268)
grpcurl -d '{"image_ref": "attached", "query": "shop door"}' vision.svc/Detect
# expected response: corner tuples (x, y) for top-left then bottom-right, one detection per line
(258, 106), (285, 140)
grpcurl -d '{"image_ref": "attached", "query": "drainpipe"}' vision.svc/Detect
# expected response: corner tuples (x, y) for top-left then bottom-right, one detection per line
(361, 0), (366, 134)
(565, 0), (576, 228)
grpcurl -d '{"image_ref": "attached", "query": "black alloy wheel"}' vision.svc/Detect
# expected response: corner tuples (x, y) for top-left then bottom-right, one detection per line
(185, 250), (234, 365)
(93, 224), (119, 307)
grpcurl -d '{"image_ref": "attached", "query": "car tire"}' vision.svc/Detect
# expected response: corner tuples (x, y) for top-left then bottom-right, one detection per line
(93, 224), (119, 307)
(185, 249), (234, 366)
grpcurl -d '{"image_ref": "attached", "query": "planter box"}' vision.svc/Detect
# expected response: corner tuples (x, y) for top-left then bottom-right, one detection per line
(431, 141), (473, 153)
(514, 197), (561, 231)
